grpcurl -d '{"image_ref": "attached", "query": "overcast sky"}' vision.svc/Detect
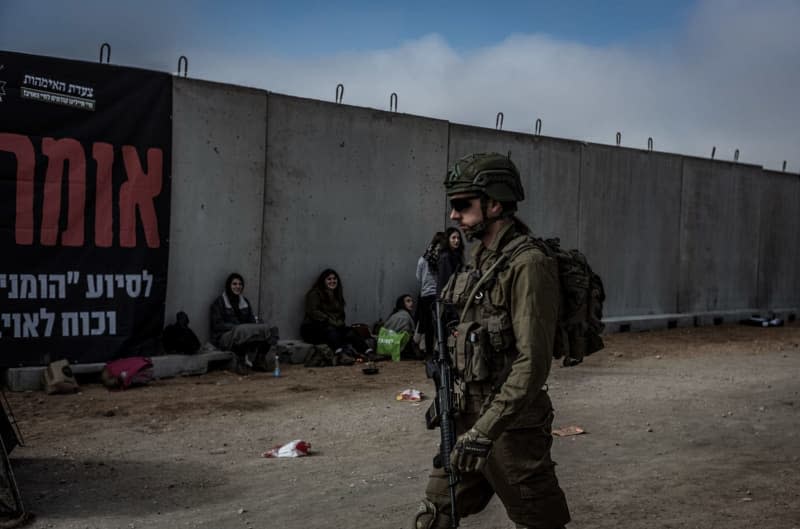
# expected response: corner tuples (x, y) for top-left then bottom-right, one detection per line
(1, 0), (798, 171)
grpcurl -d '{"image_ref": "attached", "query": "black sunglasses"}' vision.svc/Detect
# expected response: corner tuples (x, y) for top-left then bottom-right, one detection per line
(449, 195), (480, 212)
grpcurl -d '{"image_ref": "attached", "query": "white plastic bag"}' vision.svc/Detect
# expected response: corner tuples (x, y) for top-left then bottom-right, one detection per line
(262, 439), (312, 458)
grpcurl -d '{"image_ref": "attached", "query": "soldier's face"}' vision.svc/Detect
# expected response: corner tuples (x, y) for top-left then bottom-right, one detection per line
(449, 193), (482, 231)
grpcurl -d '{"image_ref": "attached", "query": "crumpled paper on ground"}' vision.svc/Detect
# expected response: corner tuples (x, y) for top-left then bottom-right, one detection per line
(396, 389), (424, 401)
(262, 439), (312, 458)
(552, 425), (585, 437)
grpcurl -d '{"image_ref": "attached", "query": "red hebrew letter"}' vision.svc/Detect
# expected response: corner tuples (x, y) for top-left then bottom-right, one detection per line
(0, 133), (36, 245)
(119, 146), (162, 248)
(92, 143), (114, 247)
(41, 138), (86, 246)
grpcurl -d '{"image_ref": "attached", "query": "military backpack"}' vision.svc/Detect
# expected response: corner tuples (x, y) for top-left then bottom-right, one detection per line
(498, 235), (606, 366)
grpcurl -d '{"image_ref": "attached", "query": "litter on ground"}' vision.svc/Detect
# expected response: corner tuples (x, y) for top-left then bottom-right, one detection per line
(262, 439), (312, 458)
(395, 389), (424, 401)
(553, 425), (586, 437)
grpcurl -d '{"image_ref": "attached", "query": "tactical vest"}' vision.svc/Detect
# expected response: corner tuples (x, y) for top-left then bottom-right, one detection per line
(440, 241), (552, 392)
(441, 232), (604, 389)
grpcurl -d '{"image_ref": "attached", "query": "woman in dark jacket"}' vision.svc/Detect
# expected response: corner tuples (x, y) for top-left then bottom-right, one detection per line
(300, 269), (369, 356)
(209, 272), (278, 357)
(437, 227), (464, 294)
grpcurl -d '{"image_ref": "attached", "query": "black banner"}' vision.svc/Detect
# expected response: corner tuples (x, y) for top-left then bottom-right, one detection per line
(0, 51), (172, 366)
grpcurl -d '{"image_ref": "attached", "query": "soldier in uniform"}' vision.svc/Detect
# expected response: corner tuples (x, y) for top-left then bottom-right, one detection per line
(412, 153), (571, 529)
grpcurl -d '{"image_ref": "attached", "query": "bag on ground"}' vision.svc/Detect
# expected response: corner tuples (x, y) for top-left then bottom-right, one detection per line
(376, 327), (409, 362)
(101, 357), (154, 389)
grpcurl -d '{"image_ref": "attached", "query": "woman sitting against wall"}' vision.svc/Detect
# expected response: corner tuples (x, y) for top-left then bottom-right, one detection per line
(382, 294), (419, 360)
(210, 273), (279, 370)
(300, 268), (371, 359)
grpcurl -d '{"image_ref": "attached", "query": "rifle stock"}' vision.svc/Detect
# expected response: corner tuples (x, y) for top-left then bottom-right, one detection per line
(431, 300), (459, 528)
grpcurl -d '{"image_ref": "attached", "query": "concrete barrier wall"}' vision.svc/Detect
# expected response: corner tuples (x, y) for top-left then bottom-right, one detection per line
(757, 170), (800, 309)
(261, 94), (449, 338)
(166, 79), (268, 343)
(578, 145), (683, 317)
(163, 78), (798, 343)
(447, 125), (581, 248)
(678, 159), (762, 312)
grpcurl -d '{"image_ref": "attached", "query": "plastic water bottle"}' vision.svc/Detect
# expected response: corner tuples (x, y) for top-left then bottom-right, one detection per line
(273, 354), (281, 378)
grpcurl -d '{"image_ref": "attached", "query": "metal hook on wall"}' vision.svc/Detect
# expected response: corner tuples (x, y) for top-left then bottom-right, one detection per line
(711, 146), (716, 159)
(99, 42), (111, 64)
(615, 132), (622, 146)
(783, 160), (788, 172)
(177, 55), (188, 77)
(496, 112), (504, 130)
(389, 92), (398, 112)
(335, 84), (344, 104)
(534, 118), (542, 136)
(647, 137), (654, 152)
(734, 149), (740, 162)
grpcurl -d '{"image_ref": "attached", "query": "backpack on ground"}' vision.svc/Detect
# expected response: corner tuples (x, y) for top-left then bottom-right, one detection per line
(302, 344), (357, 367)
(162, 311), (201, 355)
(101, 357), (155, 389)
(502, 235), (606, 367)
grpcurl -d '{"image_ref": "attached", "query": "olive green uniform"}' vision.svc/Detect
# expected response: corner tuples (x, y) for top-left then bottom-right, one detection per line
(424, 222), (571, 529)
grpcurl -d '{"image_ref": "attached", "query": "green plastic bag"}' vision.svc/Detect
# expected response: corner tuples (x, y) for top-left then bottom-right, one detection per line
(376, 327), (409, 362)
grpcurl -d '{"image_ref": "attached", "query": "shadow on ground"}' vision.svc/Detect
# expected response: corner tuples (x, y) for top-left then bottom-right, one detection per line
(11, 456), (235, 518)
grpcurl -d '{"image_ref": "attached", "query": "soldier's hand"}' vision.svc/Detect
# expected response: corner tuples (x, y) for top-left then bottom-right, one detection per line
(450, 427), (492, 473)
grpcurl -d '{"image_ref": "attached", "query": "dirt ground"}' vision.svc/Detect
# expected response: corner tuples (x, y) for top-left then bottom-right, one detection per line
(5, 323), (800, 529)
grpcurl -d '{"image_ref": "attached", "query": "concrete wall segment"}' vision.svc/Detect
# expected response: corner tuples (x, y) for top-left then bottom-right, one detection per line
(165, 78), (268, 343)
(757, 169), (800, 309)
(578, 145), (683, 317)
(262, 94), (449, 339)
(678, 159), (761, 312)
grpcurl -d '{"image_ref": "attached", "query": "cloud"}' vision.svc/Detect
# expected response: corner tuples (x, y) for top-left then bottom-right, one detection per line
(2, 0), (798, 170)
(184, 0), (799, 170)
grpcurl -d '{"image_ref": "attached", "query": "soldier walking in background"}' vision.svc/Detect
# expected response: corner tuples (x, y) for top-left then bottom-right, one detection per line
(412, 153), (571, 529)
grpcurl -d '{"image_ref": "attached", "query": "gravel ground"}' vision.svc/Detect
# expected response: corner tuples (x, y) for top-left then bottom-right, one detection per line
(5, 323), (800, 529)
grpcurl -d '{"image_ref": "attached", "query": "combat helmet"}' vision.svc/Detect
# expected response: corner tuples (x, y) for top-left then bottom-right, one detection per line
(444, 152), (524, 203)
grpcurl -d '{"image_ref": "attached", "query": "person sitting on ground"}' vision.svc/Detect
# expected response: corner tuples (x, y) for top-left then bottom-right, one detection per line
(209, 273), (279, 369)
(300, 268), (371, 360)
(383, 294), (420, 360)
(384, 294), (416, 335)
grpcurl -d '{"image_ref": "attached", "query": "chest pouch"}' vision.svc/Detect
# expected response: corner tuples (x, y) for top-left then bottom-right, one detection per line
(454, 321), (490, 382)
(450, 271), (481, 307)
(486, 312), (515, 352)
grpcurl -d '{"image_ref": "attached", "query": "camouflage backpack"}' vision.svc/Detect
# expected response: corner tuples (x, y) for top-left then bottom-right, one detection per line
(501, 235), (606, 366)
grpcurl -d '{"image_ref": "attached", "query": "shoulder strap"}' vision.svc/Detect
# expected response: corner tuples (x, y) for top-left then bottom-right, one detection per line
(500, 234), (531, 258)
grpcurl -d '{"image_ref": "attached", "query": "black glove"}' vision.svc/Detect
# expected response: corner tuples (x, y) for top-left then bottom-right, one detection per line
(450, 427), (492, 473)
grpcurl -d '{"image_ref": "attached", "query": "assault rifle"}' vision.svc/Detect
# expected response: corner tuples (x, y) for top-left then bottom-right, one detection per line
(425, 300), (460, 528)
